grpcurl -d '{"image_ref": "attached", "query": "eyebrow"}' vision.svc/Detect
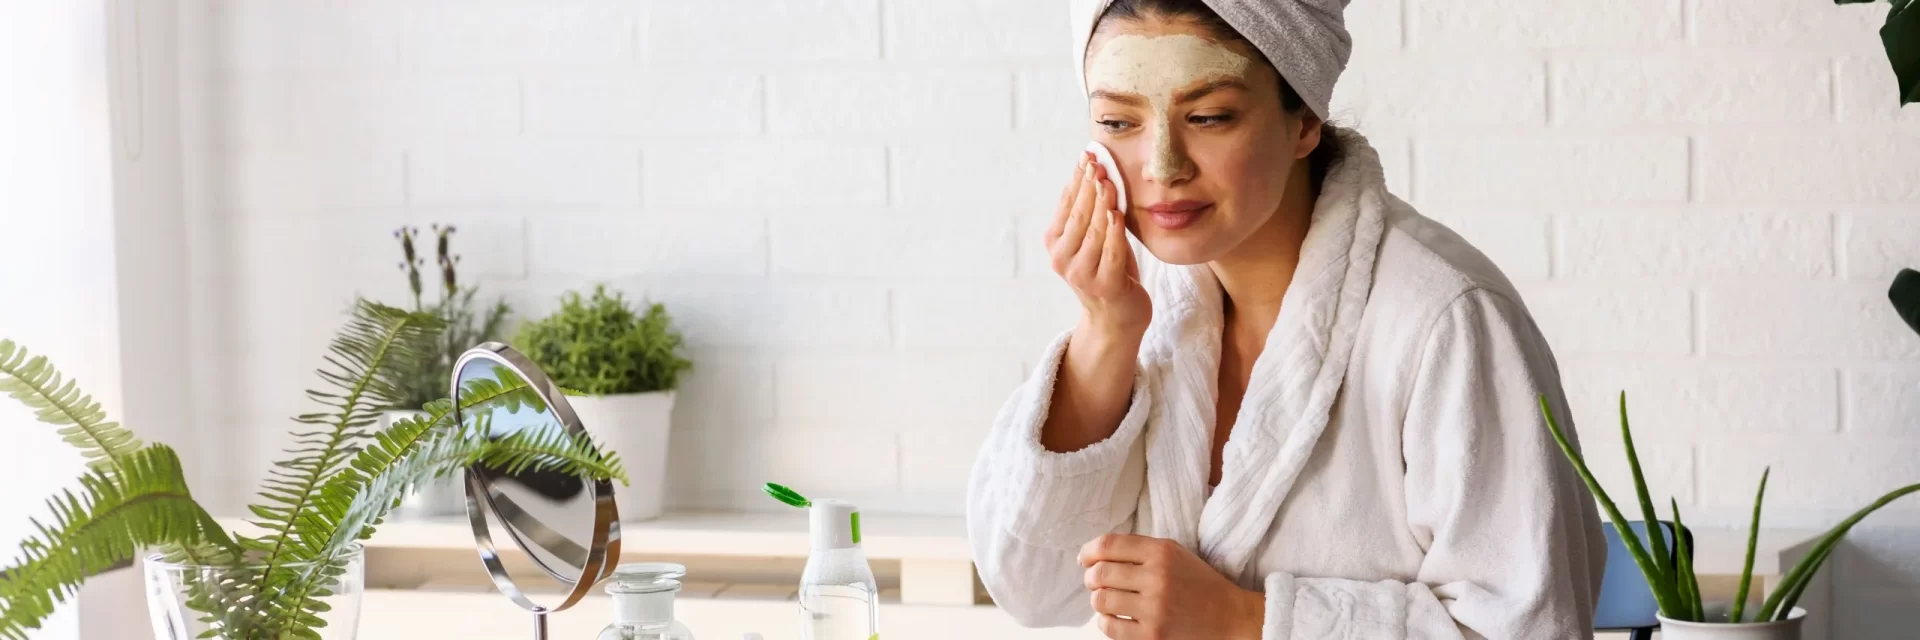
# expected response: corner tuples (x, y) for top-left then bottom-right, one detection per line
(1175, 79), (1248, 103)
(1088, 89), (1146, 106)
(1088, 79), (1249, 106)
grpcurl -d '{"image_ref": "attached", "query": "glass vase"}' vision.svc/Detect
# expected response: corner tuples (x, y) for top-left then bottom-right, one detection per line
(143, 544), (364, 640)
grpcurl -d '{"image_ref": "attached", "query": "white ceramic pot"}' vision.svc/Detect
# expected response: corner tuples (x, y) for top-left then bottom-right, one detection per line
(566, 391), (675, 522)
(384, 409), (466, 519)
(1658, 605), (1807, 640)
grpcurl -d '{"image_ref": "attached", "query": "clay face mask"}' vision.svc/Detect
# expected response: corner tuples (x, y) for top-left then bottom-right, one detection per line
(1085, 34), (1253, 184)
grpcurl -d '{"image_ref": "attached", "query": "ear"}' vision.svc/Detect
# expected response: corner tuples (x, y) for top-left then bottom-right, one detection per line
(1293, 111), (1325, 160)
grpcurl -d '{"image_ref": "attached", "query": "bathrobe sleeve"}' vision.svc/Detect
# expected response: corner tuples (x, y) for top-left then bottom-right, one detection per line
(966, 330), (1154, 628)
(1260, 289), (1606, 640)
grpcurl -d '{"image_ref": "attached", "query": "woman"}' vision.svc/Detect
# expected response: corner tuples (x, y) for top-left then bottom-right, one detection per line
(966, 0), (1607, 638)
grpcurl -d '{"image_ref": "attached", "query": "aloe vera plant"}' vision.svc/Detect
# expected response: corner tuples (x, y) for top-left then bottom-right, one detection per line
(1542, 393), (1920, 623)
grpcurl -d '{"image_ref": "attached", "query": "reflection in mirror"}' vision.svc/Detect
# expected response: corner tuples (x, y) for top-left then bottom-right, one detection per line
(453, 345), (618, 620)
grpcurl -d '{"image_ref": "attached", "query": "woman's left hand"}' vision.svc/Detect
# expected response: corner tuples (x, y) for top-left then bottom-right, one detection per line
(1078, 533), (1266, 639)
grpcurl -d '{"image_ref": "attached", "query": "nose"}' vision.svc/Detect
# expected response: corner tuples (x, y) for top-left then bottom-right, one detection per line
(1143, 118), (1192, 185)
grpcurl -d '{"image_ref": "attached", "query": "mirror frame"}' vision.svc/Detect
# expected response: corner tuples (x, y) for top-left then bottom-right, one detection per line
(453, 341), (622, 615)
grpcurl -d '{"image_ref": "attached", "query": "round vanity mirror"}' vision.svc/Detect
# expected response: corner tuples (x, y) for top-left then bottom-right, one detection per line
(452, 342), (621, 638)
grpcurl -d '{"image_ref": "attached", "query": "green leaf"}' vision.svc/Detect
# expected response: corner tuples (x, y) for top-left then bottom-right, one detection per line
(1892, 268), (1920, 337)
(1537, 395), (1685, 617)
(256, 373), (627, 634)
(1730, 468), (1770, 623)
(1616, 392), (1671, 581)
(515, 285), (693, 395)
(1671, 499), (1702, 622)
(1759, 482), (1920, 621)
(476, 426), (628, 486)
(0, 340), (144, 471)
(0, 446), (226, 639)
(1885, 0), (1919, 105)
(242, 299), (441, 627)
(1840, 0), (1920, 105)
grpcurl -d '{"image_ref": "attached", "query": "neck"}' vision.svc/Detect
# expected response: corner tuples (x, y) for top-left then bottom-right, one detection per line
(1208, 161), (1316, 340)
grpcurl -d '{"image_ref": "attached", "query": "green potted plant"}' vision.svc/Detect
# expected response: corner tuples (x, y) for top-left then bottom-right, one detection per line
(1542, 390), (1918, 637)
(382, 224), (511, 518)
(516, 284), (691, 521)
(1532, 268), (1920, 638)
(0, 300), (626, 639)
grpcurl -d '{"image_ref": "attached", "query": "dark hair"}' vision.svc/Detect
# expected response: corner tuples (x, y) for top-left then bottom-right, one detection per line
(1096, 0), (1342, 190)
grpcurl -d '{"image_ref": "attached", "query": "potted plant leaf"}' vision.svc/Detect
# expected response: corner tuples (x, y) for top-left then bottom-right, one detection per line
(1541, 392), (1919, 638)
(516, 284), (691, 521)
(0, 300), (627, 639)
(382, 224), (511, 518)
(1835, 0), (1917, 107)
(1892, 268), (1919, 337)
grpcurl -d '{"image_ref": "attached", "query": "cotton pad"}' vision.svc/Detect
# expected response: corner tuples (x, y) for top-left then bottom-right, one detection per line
(1086, 140), (1128, 216)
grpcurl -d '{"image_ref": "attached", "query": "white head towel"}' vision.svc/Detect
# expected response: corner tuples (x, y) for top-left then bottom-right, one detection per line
(1071, 0), (1353, 121)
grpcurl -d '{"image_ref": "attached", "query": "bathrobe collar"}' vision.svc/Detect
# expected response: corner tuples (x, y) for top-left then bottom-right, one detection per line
(1134, 126), (1390, 583)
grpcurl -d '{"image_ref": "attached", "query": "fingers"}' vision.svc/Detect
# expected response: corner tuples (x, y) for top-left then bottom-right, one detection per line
(1073, 178), (1111, 268)
(1091, 589), (1148, 625)
(1084, 560), (1151, 593)
(1046, 153), (1091, 246)
(1049, 162), (1100, 273)
(1097, 208), (1132, 284)
(1095, 613), (1141, 640)
(1078, 533), (1161, 567)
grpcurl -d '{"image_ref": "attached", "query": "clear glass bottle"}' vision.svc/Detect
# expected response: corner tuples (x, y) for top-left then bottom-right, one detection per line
(799, 500), (879, 640)
(598, 563), (697, 640)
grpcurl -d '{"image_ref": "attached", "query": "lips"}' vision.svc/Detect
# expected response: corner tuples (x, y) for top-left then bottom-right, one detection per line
(1144, 200), (1212, 231)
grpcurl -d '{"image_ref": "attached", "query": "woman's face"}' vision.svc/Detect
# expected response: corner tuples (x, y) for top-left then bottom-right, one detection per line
(1085, 17), (1314, 266)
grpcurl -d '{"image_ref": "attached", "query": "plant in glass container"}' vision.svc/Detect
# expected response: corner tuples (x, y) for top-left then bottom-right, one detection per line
(0, 300), (626, 640)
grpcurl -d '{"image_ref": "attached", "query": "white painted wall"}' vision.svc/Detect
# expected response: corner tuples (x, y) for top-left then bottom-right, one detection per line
(179, 0), (1919, 635)
(0, 2), (123, 638)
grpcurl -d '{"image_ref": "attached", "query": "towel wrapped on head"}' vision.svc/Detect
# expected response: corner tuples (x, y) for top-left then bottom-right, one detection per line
(1071, 0), (1353, 120)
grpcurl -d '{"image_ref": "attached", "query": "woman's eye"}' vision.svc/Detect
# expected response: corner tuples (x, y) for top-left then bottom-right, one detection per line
(1096, 119), (1135, 133)
(1189, 113), (1235, 126)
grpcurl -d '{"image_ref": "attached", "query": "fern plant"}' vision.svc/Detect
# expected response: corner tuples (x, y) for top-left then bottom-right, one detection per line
(0, 299), (627, 639)
(515, 284), (692, 396)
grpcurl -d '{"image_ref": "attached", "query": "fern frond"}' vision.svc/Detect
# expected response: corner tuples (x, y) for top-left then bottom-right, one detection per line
(260, 383), (627, 634)
(479, 426), (628, 487)
(0, 446), (223, 639)
(0, 340), (143, 471)
(244, 299), (441, 615)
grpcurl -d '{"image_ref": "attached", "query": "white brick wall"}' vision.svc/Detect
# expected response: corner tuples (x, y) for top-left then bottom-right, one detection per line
(186, 0), (1920, 631)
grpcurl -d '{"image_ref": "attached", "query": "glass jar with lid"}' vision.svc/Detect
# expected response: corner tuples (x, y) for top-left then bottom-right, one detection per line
(598, 562), (697, 640)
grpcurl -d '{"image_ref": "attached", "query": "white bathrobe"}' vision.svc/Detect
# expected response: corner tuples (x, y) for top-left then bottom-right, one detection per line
(967, 129), (1607, 639)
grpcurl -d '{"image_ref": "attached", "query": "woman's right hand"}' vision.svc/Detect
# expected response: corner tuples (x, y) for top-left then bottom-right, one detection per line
(1047, 153), (1152, 341)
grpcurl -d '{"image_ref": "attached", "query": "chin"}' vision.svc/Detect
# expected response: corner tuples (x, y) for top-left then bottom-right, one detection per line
(1136, 233), (1218, 266)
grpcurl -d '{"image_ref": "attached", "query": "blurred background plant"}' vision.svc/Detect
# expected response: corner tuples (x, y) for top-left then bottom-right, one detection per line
(515, 285), (691, 397)
(384, 225), (511, 412)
